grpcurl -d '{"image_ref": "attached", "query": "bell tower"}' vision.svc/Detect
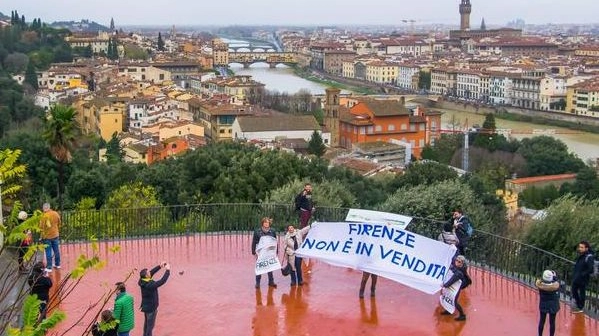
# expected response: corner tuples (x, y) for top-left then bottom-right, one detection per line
(324, 88), (341, 147)
(459, 0), (472, 31)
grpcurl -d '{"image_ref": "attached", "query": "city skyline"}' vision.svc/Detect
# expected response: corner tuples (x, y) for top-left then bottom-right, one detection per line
(1, 0), (599, 27)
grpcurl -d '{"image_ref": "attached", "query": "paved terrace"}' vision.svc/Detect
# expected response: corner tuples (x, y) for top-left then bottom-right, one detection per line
(44, 235), (598, 336)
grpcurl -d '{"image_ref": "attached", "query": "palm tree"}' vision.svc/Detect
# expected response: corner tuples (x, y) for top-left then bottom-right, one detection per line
(42, 104), (79, 209)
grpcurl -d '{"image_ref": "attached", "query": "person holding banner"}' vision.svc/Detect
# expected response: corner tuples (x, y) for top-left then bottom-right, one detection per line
(359, 272), (378, 299)
(284, 224), (310, 286)
(252, 217), (278, 289)
(440, 255), (469, 321)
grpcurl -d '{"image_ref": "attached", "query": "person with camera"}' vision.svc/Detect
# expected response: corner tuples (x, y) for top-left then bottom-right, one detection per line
(138, 262), (170, 336)
(295, 183), (315, 229)
(536, 270), (560, 336)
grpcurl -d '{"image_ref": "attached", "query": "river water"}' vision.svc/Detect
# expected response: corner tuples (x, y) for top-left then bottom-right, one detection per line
(232, 64), (599, 162)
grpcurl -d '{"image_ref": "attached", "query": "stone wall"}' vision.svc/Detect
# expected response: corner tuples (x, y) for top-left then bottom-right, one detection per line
(435, 100), (599, 127)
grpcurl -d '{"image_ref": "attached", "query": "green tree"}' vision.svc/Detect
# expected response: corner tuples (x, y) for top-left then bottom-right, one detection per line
(418, 70), (431, 90)
(570, 165), (599, 200)
(157, 32), (165, 51)
(307, 130), (326, 157)
(517, 136), (585, 177)
(104, 181), (162, 209)
(379, 179), (493, 232)
(0, 148), (27, 210)
(265, 179), (356, 208)
(42, 104), (80, 209)
(518, 185), (561, 209)
(524, 195), (599, 258)
(105, 132), (122, 164)
(390, 161), (458, 190)
(24, 60), (38, 90)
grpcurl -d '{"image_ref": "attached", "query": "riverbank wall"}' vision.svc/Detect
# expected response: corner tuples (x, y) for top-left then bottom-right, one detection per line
(434, 100), (599, 130)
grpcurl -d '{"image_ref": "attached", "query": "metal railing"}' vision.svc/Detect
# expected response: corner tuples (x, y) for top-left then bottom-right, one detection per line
(60, 204), (598, 317)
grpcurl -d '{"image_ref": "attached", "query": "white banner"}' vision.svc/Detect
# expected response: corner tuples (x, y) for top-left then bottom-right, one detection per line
(254, 236), (282, 275)
(439, 270), (462, 314)
(295, 222), (456, 294)
(345, 209), (413, 230)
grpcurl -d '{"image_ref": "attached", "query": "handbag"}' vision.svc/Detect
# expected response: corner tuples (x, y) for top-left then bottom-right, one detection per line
(281, 262), (292, 276)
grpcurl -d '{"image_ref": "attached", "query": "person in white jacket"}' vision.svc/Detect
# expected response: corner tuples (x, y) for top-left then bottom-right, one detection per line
(284, 224), (310, 286)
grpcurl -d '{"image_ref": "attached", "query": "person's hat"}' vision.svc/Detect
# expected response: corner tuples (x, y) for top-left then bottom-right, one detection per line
(542, 270), (555, 282)
(139, 268), (148, 278)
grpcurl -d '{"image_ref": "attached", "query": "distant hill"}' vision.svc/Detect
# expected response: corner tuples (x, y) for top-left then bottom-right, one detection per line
(49, 19), (109, 32)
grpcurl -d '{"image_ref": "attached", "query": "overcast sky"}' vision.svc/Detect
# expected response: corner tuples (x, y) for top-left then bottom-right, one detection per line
(1, 0), (598, 26)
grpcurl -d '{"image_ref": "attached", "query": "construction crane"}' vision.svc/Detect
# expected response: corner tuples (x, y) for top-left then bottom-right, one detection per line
(401, 19), (416, 34)
(437, 127), (582, 172)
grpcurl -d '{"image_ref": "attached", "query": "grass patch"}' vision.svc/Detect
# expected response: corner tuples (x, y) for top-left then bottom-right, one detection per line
(291, 66), (377, 95)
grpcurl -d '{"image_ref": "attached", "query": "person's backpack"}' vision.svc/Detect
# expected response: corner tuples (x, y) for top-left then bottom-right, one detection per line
(585, 254), (599, 278)
(462, 217), (474, 237)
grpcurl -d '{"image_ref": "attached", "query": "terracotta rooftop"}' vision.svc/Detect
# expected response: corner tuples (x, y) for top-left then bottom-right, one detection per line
(508, 173), (577, 185)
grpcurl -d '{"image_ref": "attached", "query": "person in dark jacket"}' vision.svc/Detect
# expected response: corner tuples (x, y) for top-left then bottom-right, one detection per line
(296, 183), (315, 229)
(27, 261), (52, 322)
(536, 270), (560, 336)
(452, 209), (470, 256)
(138, 262), (170, 336)
(252, 217), (277, 289)
(91, 310), (119, 336)
(441, 255), (469, 321)
(571, 240), (594, 313)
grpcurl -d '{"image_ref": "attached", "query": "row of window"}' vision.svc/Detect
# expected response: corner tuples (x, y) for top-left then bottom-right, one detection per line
(341, 123), (427, 133)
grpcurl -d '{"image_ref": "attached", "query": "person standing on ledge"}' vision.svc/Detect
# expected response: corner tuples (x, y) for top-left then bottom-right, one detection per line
(295, 183), (315, 229)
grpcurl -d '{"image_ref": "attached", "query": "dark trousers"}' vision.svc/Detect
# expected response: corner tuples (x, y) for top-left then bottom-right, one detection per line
(18, 244), (29, 269)
(290, 256), (303, 285)
(143, 310), (157, 336)
(454, 290), (465, 317)
(538, 312), (556, 336)
(571, 281), (587, 309)
(359, 272), (378, 296)
(299, 210), (312, 228)
(255, 272), (275, 286)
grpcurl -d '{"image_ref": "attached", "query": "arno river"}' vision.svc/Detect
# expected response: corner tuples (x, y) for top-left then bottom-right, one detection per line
(231, 63), (599, 162)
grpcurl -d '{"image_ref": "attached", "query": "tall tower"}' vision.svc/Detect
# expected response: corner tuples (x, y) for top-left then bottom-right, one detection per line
(324, 88), (341, 147)
(459, 0), (472, 31)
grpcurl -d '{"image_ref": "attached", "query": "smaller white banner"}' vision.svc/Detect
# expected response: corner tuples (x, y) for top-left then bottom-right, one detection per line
(255, 236), (281, 275)
(439, 270), (462, 314)
(345, 209), (413, 230)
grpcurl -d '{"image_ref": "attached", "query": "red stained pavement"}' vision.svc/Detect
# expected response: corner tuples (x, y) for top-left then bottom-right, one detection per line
(44, 235), (598, 336)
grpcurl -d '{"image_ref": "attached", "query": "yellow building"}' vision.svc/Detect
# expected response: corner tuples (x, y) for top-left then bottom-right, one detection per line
(365, 61), (399, 84)
(212, 39), (229, 66)
(77, 97), (126, 140)
(98, 103), (126, 141)
(567, 78), (599, 117)
(142, 121), (205, 141)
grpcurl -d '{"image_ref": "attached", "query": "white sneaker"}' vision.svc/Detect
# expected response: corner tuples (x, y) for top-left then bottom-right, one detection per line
(45, 268), (52, 273)
(54, 265), (61, 269)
